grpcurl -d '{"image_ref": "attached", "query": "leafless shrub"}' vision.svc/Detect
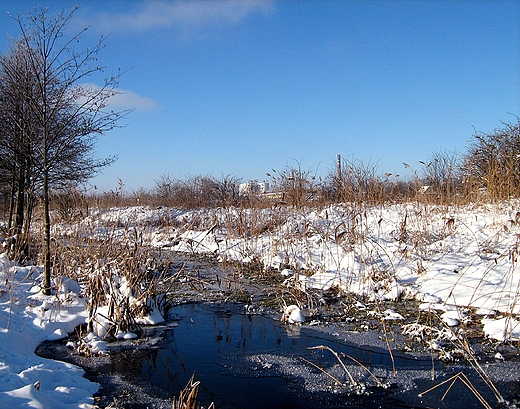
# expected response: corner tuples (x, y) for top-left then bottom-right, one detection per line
(49, 213), (172, 339)
(153, 174), (241, 209)
(419, 149), (463, 205)
(51, 185), (90, 223)
(461, 118), (520, 202)
(321, 156), (397, 205)
(267, 160), (319, 209)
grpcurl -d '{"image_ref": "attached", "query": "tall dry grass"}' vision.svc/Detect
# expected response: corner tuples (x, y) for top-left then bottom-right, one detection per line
(46, 200), (180, 338)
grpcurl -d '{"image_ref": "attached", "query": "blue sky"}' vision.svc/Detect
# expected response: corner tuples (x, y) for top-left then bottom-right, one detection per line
(1, 0), (519, 191)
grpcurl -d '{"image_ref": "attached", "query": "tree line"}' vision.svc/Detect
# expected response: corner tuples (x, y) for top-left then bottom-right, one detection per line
(108, 117), (520, 211)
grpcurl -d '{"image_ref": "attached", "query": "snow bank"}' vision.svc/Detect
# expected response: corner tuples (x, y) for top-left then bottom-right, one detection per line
(482, 317), (520, 341)
(0, 263), (98, 408)
(0, 253), (164, 408)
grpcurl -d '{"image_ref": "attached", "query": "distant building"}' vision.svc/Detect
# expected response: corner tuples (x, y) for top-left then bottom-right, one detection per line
(239, 180), (270, 195)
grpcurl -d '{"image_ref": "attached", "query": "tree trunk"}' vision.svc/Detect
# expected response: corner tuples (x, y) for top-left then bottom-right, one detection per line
(42, 169), (51, 295)
(14, 162), (26, 233)
(21, 181), (34, 263)
(7, 164), (16, 234)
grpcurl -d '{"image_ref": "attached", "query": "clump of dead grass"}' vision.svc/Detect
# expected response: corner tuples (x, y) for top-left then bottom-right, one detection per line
(48, 209), (176, 339)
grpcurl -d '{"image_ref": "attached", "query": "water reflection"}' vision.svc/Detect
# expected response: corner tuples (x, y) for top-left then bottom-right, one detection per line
(109, 303), (519, 409)
(144, 303), (400, 408)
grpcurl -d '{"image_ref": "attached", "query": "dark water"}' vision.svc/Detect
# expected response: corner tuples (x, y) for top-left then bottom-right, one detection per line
(105, 303), (518, 409)
(140, 303), (399, 409)
(36, 302), (520, 408)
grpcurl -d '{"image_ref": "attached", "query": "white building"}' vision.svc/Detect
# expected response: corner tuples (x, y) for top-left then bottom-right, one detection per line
(239, 180), (270, 195)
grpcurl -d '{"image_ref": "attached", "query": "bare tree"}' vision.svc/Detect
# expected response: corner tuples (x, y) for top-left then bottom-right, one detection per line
(153, 174), (177, 206)
(3, 7), (130, 294)
(153, 174), (241, 208)
(0, 40), (41, 259)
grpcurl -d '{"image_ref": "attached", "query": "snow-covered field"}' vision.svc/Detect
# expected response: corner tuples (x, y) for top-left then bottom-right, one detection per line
(1, 201), (520, 407)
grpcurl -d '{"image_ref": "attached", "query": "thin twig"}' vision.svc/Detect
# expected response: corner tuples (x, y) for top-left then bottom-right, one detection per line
(308, 345), (356, 384)
(344, 354), (383, 387)
(418, 371), (493, 409)
(376, 303), (397, 378)
(299, 356), (344, 386)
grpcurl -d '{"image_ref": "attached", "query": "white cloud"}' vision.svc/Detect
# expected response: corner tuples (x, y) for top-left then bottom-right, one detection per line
(95, 0), (275, 33)
(78, 83), (157, 111)
(109, 88), (157, 111)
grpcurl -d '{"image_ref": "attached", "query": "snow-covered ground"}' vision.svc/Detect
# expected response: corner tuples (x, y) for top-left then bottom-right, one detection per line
(0, 254), (98, 408)
(2, 201), (520, 407)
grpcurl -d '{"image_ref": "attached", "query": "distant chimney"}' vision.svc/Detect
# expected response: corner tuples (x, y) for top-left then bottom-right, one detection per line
(336, 154), (343, 200)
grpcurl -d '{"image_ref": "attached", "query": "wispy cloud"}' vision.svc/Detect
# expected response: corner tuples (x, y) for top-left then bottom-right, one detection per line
(109, 88), (157, 111)
(80, 84), (157, 111)
(94, 0), (275, 34)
